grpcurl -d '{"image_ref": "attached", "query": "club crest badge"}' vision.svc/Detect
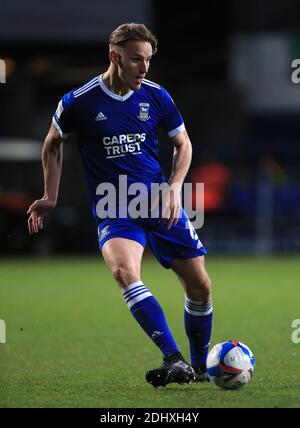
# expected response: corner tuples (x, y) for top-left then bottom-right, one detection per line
(137, 103), (150, 121)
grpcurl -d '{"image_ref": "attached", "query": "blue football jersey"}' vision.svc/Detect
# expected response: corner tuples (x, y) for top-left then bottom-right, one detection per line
(53, 75), (185, 222)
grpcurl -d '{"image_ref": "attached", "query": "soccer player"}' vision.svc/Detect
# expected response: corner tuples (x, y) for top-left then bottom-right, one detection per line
(27, 23), (213, 388)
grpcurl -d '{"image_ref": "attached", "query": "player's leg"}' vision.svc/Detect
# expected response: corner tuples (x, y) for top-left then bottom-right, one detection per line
(171, 255), (212, 381)
(102, 229), (195, 387)
(101, 237), (142, 287)
(101, 236), (180, 362)
(147, 211), (212, 381)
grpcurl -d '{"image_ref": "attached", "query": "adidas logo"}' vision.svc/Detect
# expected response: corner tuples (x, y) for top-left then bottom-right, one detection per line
(95, 112), (107, 121)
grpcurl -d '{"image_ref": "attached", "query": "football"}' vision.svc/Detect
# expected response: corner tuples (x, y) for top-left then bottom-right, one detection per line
(207, 340), (255, 390)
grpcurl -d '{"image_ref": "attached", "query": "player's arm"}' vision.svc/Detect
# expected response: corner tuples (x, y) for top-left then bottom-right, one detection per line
(169, 129), (192, 188)
(27, 122), (63, 235)
(164, 130), (192, 229)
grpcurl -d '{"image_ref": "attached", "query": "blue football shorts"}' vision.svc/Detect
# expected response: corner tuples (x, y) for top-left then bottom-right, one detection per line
(97, 209), (207, 269)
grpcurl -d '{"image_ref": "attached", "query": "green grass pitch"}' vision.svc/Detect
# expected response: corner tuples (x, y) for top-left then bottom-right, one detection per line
(0, 255), (299, 408)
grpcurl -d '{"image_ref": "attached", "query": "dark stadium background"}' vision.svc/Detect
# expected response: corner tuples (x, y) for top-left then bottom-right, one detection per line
(1, 0), (300, 257)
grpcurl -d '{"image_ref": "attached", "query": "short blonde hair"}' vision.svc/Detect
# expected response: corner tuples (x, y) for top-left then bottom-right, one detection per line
(109, 23), (158, 54)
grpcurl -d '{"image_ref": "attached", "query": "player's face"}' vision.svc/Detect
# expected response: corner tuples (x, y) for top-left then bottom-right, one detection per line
(116, 41), (152, 90)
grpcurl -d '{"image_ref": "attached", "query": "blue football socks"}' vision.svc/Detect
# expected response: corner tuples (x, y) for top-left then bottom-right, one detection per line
(184, 295), (213, 370)
(122, 281), (179, 357)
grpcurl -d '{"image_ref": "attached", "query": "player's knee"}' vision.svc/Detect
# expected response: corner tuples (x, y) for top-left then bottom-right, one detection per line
(112, 265), (140, 289)
(187, 275), (212, 302)
(201, 275), (212, 300)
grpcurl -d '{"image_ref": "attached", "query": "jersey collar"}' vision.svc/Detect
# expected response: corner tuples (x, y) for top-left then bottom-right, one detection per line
(98, 75), (134, 102)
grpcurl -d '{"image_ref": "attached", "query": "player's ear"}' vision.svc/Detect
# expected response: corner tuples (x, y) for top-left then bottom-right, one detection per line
(109, 50), (119, 65)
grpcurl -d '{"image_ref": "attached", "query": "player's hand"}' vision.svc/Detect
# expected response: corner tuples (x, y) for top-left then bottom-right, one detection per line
(27, 198), (56, 235)
(162, 183), (182, 230)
